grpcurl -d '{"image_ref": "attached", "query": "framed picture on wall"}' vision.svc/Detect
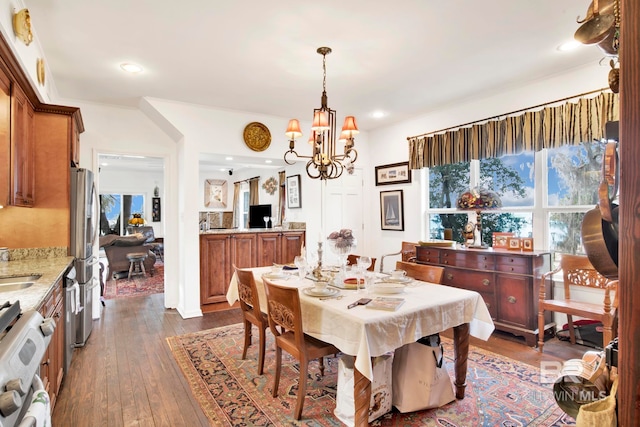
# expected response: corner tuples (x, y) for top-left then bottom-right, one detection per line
(380, 190), (404, 231)
(286, 174), (301, 209)
(152, 197), (161, 222)
(204, 179), (227, 208)
(375, 161), (412, 186)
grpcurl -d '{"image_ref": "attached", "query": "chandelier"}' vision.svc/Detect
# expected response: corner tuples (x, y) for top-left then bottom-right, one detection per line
(283, 47), (359, 180)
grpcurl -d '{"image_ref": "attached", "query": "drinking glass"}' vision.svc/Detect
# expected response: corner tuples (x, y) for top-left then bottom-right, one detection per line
(356, 256), (371, 293)
(263, 216), (270, 228)
(294, 255), (307, 279)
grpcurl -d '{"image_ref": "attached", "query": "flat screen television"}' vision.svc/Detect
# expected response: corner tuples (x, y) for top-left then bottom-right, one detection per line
(248, 204), (272, 228)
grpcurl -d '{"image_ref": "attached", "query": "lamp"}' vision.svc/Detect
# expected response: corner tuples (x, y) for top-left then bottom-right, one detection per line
(284, 47), (359, 180)
(456, 188), (502, 249)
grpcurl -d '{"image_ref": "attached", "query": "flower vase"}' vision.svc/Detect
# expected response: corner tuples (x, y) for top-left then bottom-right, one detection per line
(327, 238), (357, 278)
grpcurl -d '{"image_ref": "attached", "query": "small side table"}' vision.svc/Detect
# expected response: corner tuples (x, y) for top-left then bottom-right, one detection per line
(126, 252), (148, 280)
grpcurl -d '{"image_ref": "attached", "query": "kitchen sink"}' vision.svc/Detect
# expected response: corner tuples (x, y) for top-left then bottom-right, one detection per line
(0, 274), (41, 292)
(0, 282), (35, 291)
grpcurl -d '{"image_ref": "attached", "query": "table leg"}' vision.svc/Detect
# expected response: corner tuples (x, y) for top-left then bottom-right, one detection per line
(453, 323), (470, 399)
(353, 366), (371, 427)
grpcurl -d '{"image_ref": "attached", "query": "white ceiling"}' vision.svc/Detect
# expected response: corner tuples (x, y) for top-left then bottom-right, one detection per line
(27, 0), (607, 171)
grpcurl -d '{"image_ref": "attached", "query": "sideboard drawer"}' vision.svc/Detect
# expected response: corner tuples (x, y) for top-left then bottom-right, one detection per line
(415, 246), (441, 264)
(495, 255), (531, 275)
(443, 267), (495, 293)
(455, 252), (495, 269)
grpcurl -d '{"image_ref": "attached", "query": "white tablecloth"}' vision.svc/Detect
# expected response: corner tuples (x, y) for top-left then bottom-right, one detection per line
(227, 267), (494, 380)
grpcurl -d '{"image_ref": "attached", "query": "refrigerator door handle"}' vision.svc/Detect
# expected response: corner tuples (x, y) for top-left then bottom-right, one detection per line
(90, 182), (100, 248)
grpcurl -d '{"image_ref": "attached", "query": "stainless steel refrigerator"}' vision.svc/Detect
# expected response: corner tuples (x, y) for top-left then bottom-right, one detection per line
(70, 167), (99, 347)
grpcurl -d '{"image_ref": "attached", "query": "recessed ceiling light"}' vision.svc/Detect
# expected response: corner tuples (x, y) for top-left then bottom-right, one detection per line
(371, 111), (386, 119)
(225, 157), (233, 161)
(265, 160), (273, 164)
(120, 62), (143, 73)
(101, 162), (109, 166)
(219, 168), (226, 172)
(557, 41), (581, 52)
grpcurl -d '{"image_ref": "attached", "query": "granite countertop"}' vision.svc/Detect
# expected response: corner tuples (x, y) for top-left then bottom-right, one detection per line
(0, 256), (74, 312)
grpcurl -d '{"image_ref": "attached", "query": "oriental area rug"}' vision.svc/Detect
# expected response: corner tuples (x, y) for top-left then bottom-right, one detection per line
(167, 323), (576, 426)
(103, 262), (164, 299)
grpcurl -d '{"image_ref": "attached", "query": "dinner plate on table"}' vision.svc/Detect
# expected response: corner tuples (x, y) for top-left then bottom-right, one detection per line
(303, 287), (340, 298)
(373, 283), (406, 294)
(381, 276), (413, 285)
(263, 273), (289, 280)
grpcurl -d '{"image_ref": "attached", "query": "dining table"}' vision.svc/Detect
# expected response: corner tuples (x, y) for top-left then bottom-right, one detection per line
(226, 266), (495, 426)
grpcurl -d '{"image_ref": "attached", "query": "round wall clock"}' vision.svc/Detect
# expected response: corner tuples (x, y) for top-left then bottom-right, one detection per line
(243, 122), (271, 152)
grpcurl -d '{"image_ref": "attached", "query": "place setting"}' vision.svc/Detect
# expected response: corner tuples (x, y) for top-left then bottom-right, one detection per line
(373, 269), (414, 294)
(302, 279), (342, 299)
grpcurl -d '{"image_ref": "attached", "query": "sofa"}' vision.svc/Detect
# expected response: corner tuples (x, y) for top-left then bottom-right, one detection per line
(100, 234), (156, 280)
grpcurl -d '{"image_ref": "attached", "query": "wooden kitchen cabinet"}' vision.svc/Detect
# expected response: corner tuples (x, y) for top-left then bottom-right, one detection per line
(38, 277), (65, 410)
(200, 232), (257, 305)
(416, 246), (551, 346)
(201, 230), (305, 306)
(0, 64), (10, 207)
(10, 82), (35, 207)
(256, 230), (306, 266)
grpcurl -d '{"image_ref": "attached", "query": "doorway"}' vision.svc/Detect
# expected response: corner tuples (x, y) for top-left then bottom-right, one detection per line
(97, 153), (166, 300)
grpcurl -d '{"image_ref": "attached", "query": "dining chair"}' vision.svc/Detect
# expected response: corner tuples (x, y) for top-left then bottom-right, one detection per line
(234, 265), (269, 375)
(379, 241), (418, 272)
(396, 261), (445, 284)
(346, 254), (377, 272)
(262, 277), (339, 420)
(537, 254), (618, 352)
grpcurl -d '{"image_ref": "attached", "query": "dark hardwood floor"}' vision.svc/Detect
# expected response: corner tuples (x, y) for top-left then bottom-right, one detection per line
(52, 293), (589, 426)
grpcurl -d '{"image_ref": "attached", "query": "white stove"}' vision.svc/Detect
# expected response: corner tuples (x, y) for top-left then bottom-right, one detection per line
(0, 301), (55, 427)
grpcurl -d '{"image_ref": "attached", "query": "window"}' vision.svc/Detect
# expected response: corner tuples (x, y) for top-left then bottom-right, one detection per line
(99, 193), (145, 235)
(238, 184), (250, 228)
(425, 141), (605, 256)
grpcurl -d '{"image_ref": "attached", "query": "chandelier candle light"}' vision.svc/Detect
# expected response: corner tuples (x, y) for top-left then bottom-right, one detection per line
(284, 47), (359, 180)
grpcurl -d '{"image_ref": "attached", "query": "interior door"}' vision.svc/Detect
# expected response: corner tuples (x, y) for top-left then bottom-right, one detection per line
(323, 168), (363, 264)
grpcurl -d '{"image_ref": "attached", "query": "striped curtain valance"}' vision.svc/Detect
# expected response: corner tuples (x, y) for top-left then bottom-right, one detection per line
(408, 92), (619, 169)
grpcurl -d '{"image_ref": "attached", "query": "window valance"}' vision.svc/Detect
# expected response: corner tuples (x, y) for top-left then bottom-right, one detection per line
(408, 91), (619, 169)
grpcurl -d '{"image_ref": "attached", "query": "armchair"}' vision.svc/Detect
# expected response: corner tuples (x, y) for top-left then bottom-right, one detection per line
(379, 241), (418, 272)
(538, 254), (618, 352)
(100, 234), (157, 280)
(127, 226), (164, 261)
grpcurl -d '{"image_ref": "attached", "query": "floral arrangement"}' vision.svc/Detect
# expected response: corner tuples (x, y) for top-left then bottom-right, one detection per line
(327, 228), (355, 249)
(456, 188), (502, 210)
(128, 213), (145, 226)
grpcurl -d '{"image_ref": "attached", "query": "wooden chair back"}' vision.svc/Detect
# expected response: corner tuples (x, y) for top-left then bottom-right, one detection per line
(537, 254), (618, 351)
(379, 241), (418, 272)
(346, 254), (377, 272)
(234, 265), (269, 374)
(263, 277), (305, 354)
(235, 266), (262, 316)
(396, 260), (445, 284)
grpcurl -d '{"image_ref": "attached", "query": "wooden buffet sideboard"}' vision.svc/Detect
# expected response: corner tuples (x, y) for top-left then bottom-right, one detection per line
(415, 245), (551, 346)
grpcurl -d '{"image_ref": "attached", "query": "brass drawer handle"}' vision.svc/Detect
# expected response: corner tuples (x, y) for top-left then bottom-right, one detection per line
(482, 279), (490, 286)
(446, 273), (453, 280)
(507, 296), (517, 304)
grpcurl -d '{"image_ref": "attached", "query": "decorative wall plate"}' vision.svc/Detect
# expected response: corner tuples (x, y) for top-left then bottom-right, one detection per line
(12, 9), (33, 46)
(262, 176), (278, 195)
(243, 122), (271, 152)
(36, 58), (45, 86)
